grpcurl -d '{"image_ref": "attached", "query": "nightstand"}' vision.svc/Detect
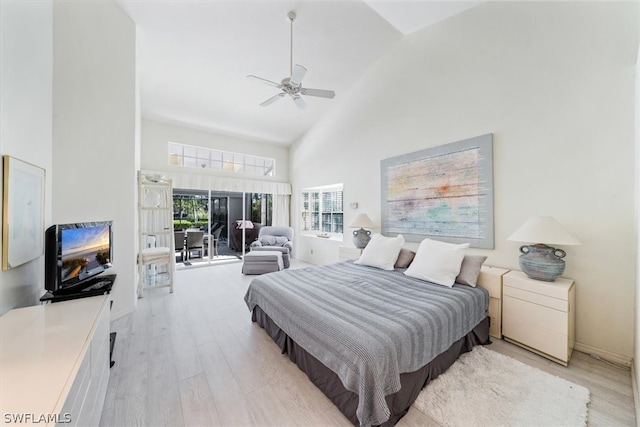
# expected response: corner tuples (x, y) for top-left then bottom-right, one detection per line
(338, 246), (363, 261)
(502, 270), (575, 365)
(476, 266), (510, 339)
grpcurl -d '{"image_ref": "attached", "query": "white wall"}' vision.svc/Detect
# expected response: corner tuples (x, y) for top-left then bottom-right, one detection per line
(141, 119), (290, 184)
(291, 2), (639, 360)
(52, 0), (138, 319)
(0, 1), (53, 316)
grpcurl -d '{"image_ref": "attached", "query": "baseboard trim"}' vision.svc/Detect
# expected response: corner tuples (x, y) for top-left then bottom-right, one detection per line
(573, 341), (632, 368)
(631, 360), (640, 426)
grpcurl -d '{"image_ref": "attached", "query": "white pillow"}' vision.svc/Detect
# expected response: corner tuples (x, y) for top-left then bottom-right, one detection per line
(354, 234), (405, 270)
(404, 238), (470, 287)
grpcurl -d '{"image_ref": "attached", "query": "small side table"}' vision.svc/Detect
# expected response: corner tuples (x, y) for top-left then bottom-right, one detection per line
(502, 270), (575, 365)
(338, 246), (363, 262)
(477, 266), (510, 339)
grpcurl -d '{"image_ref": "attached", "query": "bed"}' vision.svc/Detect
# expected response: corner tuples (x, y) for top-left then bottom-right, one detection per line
(244, 261), (490, 427)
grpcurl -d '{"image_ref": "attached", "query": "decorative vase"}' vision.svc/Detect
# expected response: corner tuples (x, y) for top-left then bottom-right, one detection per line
(352, 228), (371, 249)
(518, 244), (566, 282)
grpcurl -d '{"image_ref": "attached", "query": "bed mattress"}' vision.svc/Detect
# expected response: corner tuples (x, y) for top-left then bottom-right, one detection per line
(244, 261), (490, 426)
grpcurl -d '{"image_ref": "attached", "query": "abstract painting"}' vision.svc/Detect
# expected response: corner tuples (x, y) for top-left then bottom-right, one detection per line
(2, 156), (46, 270)
(381, 134), (494, 248)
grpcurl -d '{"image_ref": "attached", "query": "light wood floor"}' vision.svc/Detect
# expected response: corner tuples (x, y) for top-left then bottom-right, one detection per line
(100, 260), (636, 426)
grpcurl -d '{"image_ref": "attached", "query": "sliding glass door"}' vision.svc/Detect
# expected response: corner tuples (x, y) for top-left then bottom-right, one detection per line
(172, 189), (273, 266)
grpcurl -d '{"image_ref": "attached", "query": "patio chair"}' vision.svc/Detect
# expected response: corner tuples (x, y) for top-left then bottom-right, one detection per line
(186, 230), (205, 260)
(204, 226), (223, 257)
(174, 230), (185, 262)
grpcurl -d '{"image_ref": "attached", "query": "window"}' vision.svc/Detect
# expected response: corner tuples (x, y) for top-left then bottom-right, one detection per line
(250, 193), (272, 226)
(301, 185), (343, 235)
(173, 193), (210, 229)
(173, 191), (274, 231)
(168, 142), (275, 177)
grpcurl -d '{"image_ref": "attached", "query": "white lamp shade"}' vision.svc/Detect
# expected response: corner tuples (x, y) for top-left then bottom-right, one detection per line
(236, 220), (254, 229)
(349, 213), (375, 229)
(507, 216), (581, 245)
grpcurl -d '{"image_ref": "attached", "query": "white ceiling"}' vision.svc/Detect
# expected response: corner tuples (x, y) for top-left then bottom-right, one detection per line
(117, 1), (481, 145)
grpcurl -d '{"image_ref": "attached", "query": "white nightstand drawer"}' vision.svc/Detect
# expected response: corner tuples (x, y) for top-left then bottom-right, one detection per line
(503, 295), (567, 334)
(504, 270), (572, 300)
(503, 286), (568, 312)
(503, 314), (570, 362)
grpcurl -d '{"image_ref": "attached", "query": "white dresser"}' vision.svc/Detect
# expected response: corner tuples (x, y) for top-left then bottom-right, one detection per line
(502, 270), (575, 365)
(0, 295), (111, 426)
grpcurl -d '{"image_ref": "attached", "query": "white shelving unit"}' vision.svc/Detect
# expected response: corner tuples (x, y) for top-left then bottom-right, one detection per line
(137, 172), (174, 297)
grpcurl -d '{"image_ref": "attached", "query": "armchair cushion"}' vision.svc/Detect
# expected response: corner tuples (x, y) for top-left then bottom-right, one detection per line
(253, 235), (290, 248)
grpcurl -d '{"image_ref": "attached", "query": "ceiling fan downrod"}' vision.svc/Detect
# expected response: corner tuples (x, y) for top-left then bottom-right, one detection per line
(288, 11), (296, 78)
(246, 10), (336, 110)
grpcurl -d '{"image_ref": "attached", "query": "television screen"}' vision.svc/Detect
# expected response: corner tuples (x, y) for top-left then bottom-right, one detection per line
(44, 221), (114, 294)
(60, 224), (112, 284)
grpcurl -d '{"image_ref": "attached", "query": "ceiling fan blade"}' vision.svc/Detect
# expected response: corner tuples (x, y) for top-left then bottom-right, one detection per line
(247, 75), (282, 89)
(301, 88), (336, 99)
(292, 95), (307, 110)
(289, 64), (307, 87)
(260, 93), (285, 106)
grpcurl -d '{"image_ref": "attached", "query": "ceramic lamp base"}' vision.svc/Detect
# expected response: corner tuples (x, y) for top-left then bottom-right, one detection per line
(352, 228), (371, 249)
(518, 243), (567, 282)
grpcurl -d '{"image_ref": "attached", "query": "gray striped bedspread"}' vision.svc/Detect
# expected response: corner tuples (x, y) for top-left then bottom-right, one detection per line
(243, 261), (489, 427)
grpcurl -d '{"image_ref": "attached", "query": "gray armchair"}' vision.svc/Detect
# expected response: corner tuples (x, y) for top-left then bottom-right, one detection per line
(250, 226), (293, 268)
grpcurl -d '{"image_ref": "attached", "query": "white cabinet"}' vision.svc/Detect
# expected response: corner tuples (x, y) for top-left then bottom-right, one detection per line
(338, 246), (362, 261)
(0, 295), (111, 426)
(476, 266), (509, 339)
(502, 270), (575, 365)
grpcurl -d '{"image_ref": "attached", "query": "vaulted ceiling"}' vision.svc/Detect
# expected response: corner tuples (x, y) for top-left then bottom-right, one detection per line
(117, 1), (481, 145)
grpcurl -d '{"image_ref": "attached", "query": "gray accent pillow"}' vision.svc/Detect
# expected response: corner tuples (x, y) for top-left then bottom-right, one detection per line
(455, 255), (488, 287)
(394, 249), (416, 268)
(274, 236), (289, 246)
(259, 235), (277, 246)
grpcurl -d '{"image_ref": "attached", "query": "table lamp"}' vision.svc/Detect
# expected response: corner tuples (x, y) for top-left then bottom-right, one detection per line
(507, 216), (581, 281)
(349, 214), (375, 249)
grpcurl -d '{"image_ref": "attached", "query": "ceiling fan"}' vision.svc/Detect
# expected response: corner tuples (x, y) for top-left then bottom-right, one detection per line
(247, 11), (336, 110)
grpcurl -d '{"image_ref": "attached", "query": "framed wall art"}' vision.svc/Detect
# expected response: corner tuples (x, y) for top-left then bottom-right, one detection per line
(2, 156), (46, 270)
(381, 134), (494, 249)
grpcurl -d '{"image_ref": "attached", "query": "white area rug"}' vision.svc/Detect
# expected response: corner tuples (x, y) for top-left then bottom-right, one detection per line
(413, 346), (590, 426)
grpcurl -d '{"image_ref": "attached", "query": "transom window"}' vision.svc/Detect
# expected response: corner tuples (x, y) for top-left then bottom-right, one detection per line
(301, 185), (343, 236)
(168, 142), (275, 177)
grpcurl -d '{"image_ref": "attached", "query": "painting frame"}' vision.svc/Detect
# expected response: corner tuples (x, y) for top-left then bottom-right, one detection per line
(381, 134), (494, 249)
(2, 156), (46, 270)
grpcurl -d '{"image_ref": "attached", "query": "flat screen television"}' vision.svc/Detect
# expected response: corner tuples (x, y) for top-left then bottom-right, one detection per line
(45, 221), (113, 294)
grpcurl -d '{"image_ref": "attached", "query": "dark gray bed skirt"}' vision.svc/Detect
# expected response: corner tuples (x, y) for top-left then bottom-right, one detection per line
(252, 306), (491, 426)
